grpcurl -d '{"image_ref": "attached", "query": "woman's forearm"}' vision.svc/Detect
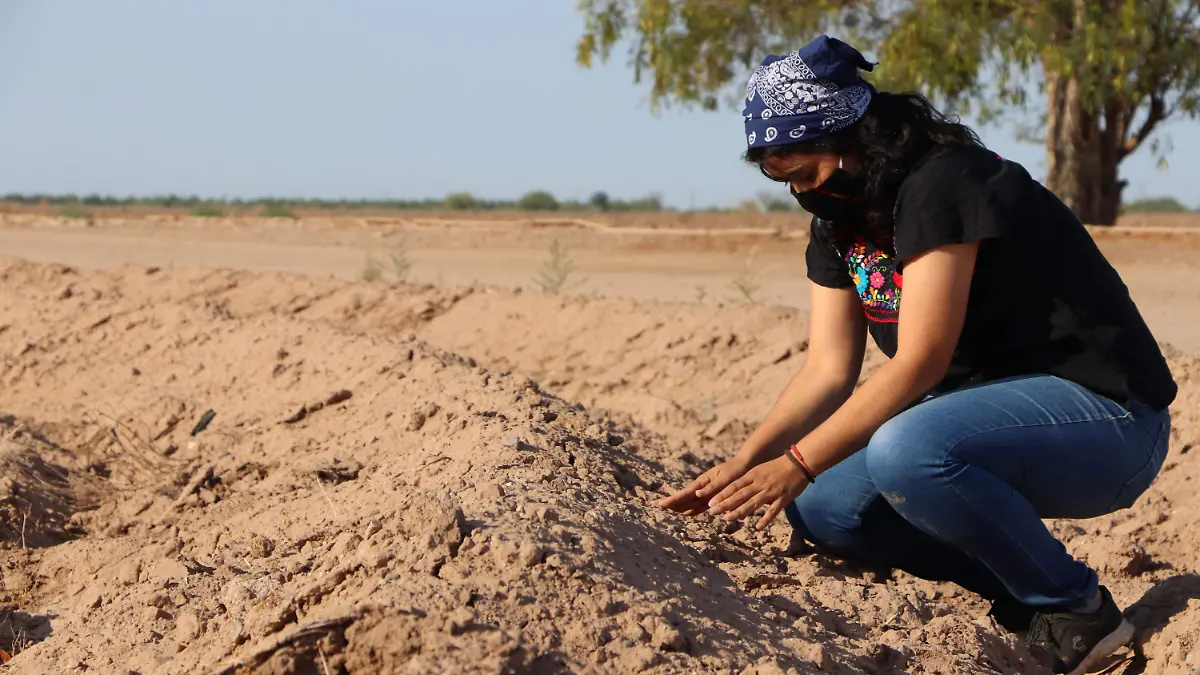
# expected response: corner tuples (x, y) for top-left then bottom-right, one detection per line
(734, 364), (857, 466)
(794, 355), (946, 474)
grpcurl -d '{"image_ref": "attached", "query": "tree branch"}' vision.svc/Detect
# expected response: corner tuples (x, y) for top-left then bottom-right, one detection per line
(1122, 93), (1166, 158)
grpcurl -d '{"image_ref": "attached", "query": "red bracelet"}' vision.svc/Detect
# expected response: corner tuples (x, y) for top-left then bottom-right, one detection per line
(788, 444), (818, 484)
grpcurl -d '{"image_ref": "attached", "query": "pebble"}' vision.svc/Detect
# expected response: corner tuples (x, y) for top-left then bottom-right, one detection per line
(363, 517), (383, 538)
(479, 482), (504, 500)
(444, 608), (475, 635)
(501, 435), (521, 448)
(517, 539), (544, 567)
(176, 612), (203, 642)
(116, 560), (141, 587)
(250, 534), (275, 558)
(802, 643), (827, 669)
(408, 409), (428, 431)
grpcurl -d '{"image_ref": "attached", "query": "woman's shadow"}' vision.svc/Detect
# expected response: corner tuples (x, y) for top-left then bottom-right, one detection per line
(1118, 572), (1200, 674)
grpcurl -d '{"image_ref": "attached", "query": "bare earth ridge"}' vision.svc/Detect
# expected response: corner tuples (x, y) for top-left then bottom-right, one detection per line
(1, 214), (1199, 674)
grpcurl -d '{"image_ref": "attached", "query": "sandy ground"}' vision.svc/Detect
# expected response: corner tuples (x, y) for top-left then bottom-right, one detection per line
(0, 213), (1199, 674)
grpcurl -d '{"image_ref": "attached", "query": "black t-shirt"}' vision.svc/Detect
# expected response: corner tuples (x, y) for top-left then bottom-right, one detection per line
(805, 145), (1178, 410)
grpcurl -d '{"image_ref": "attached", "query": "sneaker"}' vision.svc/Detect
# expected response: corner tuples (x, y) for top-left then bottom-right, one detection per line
(987, 595), (1037, 636)
(1024, 586), (1135, 675)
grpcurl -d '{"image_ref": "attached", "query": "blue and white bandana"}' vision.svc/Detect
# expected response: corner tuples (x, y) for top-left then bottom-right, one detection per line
(743, 35), (876, 149)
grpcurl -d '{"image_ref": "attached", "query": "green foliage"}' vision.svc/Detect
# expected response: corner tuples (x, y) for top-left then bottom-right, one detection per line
(576, 1), (1200, 157)
(444, 192), (479, 210)
(58, 203), (93, 220)
(1123, 196), (1192, 213)
(589, 191), (612, 211)
(757, 191), (798, 212)
(260, 202), (298, 219)
(192, 203), (225, 217)
(517, 190), (561, 211)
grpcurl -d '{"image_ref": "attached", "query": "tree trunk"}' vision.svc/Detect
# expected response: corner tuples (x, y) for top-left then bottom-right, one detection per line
(1043, 70), (1126, 226)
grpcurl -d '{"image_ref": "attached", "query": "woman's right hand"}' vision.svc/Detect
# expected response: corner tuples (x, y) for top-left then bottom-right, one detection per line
(654, 456), (753, 516)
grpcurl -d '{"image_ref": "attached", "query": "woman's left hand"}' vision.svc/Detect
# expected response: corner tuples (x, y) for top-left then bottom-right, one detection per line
(707, 455), (810, 530)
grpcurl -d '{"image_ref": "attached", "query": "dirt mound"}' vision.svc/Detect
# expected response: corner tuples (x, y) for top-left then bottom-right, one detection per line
(0, 257), (1198, 673)
(418, 291), (890, 449)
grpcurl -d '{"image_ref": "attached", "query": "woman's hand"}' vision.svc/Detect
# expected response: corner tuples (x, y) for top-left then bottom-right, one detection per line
(655, 456), (752, 516)
(707, 455), (810, 530)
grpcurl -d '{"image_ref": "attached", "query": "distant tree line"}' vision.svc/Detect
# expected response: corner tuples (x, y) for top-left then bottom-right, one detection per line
(0, 190), (670, 213)
(0, 191), (1192, 215)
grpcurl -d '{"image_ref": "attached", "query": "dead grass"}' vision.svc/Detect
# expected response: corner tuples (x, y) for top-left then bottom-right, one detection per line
(534, 238), (584, 294)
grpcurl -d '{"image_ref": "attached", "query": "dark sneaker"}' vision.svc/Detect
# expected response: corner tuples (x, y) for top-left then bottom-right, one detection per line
(987, 595), (1037, 636)
(1024, 586), (1135, 675)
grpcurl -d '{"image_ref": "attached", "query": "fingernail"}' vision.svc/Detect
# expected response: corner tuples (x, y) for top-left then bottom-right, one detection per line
(707, 499), (717, 507)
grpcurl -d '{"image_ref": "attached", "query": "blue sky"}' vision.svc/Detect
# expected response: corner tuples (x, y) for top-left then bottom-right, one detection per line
(0, 1), (1194, 209)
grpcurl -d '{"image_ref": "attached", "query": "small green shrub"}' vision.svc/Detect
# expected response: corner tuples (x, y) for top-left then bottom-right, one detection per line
(58, 203), (93, 220)
(192, 203), (225, 217)
(261, 202), (297, 219)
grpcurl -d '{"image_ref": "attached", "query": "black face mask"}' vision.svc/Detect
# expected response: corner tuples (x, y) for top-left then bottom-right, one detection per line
(792, 169), (866, 223)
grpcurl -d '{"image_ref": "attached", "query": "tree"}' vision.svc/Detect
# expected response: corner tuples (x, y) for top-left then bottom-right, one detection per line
(589, 190), (612, 211)
(518, 190), (561, 211)
(576, 0), (1200, 225)
(444, 192), (479, 210)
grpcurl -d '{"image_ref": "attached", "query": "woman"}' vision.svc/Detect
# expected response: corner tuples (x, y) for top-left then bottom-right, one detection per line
(656, 35), (1176, 675)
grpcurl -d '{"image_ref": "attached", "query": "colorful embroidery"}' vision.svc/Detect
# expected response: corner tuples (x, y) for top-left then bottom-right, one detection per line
(844, 236), (902, 323)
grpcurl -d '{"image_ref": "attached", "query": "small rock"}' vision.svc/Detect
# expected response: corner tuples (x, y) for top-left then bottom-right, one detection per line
(147, 559), (190, 584)
(77, 592), (103, 612)
(517, 540), (544, 567)
(541, 411), (559, 423)
(802, 643), (827, 670)
(363, 518), (383, 538)
(250, 534), (275, 558)
(606, 433), (624, 447)
(535, 506), (558, 522)
(501, 435), (521, 448)
(650, 620), (686, 652)
(408, 409), (428, 431)
(326, 389), (353, 405)
(424, 402), (441, 417)
(330, 532), (364, 559)
(116, 560), (141, 586)
(492, 537), (518, 566)
(625, 646), (662, 672)
(445, 608), (475, 636)
(479, 482), (504, 500)
(176, 611), (203, 642)
(145, 593), (171, 608)
(141, 606), (170, 623)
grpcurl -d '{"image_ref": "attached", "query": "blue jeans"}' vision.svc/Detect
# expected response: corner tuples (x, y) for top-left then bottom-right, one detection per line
(784, 374), (1171, 608)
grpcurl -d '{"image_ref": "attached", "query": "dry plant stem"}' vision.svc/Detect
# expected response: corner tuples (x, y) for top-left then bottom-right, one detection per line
(315, 478), (342, 519)
(319, 646), (333, 675)
(4, 425), (24, 441)
(415, 455), (450, 472)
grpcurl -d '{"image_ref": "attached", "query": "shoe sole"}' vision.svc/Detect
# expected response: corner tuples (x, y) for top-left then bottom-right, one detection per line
(1067, 619), (1135, 675)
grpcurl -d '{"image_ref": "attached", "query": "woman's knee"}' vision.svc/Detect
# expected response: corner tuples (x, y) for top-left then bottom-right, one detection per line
(788, 483), (869, 550)
(864, 412), (947, 502)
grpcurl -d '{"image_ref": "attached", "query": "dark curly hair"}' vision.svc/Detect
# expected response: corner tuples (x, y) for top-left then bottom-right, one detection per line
(744, 92), (982, 245)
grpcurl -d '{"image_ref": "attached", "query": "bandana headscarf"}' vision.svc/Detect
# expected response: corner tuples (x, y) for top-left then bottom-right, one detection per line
(743, 35), (876, 149)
